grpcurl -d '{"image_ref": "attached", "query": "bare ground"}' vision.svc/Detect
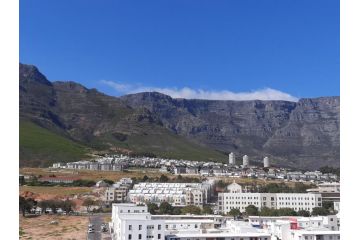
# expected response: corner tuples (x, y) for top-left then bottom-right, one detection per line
(20, 215), (88, 240)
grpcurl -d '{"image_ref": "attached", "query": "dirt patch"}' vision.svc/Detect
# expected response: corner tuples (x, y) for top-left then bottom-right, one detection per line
(20, 215), (88, 240)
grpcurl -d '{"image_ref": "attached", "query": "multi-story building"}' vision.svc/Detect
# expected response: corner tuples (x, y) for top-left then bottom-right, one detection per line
(110, 204), (271, 240)
(307, 182), (340, 202)
(218, 183), (322, 214)
(105, 178), (133, 203)
(228, 152), (236, 165)
(128, 182), (211, 207)
(249, 215), (339, 231)
(111, 204), (165, 240)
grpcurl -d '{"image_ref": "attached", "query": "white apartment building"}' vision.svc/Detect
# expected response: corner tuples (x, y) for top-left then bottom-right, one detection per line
(111, 204), (271, 240)
(229, 152), (236, 165)
(128, 182), (211, 207)
(105, 178), (133, 203)
(289, 230), (340, 240)
(218, 183), (322, 214)
(111, 204), (165, 240)
(249, 215), (339, 231)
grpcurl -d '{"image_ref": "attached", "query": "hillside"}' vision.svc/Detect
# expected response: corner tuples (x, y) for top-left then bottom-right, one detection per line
(19, 63), (339, 169)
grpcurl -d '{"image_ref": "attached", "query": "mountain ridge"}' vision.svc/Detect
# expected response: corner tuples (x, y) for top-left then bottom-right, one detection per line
(19, 63), (339, 169)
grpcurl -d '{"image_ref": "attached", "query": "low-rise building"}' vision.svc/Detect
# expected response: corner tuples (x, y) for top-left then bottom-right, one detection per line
(38, 176), (80, 184)
(105, 178), (133, 203)
(110, 204), (271, 240)
(128, 182), (211, 207)
(218, 183), (322, 214)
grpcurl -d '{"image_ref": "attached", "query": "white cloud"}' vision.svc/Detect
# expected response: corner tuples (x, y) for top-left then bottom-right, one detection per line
(101, 80), (298, 102)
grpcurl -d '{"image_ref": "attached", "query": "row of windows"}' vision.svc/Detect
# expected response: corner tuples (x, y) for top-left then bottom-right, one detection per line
(224, 196), (320, 201)
(129, 225), (161, 230)
(128, 234), (161, 240)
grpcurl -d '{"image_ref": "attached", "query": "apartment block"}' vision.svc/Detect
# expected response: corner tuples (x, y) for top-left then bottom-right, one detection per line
(218, 183), (322, 214)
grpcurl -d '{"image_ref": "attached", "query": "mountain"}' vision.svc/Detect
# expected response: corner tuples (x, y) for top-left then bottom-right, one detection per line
(19, 64), (227, 167)
(19, 64), (340, 169)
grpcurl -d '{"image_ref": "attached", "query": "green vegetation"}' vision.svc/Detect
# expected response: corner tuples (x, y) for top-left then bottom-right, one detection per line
(181, 205), (202, 215)
(159, 202), (174, 214)
(245, 205), (259, 216)
(319, 166), (340, 177)
(202, 205), (214, 215)
(19, 120), (88, 167)
(228, 208), (241, 217)
(38, 199), (76, 214)
(257, 182), (315, 193)
(26, 178), (96, 187)
(19, 196), (37, 217)
(114, 129), (227, 163)
(243, 205), (329, 217)
(311, 207), (330, 216)
(147, 203), (159, 214)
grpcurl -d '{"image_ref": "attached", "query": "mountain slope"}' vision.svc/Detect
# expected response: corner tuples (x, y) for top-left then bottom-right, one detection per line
(19, 64), (339, 169)
(19, 64), (227, 166)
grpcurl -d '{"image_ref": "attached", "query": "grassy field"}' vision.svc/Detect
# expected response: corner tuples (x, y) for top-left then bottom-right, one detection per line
(118, 129), (228, 162)
(20, 215), (88, 240)
(20, 120), (89, 167)
(20, 186), (93, 196)
(20, 167), (174, 182)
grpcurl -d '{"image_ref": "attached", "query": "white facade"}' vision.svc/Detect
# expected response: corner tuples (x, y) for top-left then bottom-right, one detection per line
(229, 152), (236, 165)
(218, 192), (322, 214)
(128, 182), (211, 207)
(111, 204), (271, 240)
(105, 178), (133, 203)
(263, 156), (270, 168)
(289, 230), (340, 240)
(334, 201), (340, 213)
(111, 204), (165, 240)
(242, 155), (249, 167)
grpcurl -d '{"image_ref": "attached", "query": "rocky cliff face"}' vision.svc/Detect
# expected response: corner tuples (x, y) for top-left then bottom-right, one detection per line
(120, 94), (340, 169)
(19, 64), (340, 169)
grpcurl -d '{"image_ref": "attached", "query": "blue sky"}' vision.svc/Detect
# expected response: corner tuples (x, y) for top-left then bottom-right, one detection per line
(20, 0), (339, 101)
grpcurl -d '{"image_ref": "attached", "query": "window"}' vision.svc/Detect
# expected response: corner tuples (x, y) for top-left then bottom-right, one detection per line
(139, 225), (142, 230)
(158, 225), (161, 230)
(158, 234), (161, 239)
(129, 234), (132, 240)
(139, 234), (142, 239)
(129, 225), (132, 230)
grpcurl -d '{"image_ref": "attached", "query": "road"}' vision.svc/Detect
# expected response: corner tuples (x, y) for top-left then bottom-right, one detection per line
(87, 214), (111, 240)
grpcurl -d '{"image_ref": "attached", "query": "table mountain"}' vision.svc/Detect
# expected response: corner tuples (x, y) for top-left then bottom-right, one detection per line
(19, 63), (339, 169)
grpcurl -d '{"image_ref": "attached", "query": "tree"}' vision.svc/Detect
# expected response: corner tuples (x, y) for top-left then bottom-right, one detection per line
(62, 200), (76, 214)
(48, 200), (62, 214)
(259, 207), (277, 216)
(181, 205), (202, 215)
(19, 197), (35, 217)
(311, 207), (330, 216)
(103, 179), (114, 185)
(172, 208), (181, 215)
(38, 200), (50, 214)
(322, 201), (334, 211)
(202, 205), (214, 215)
(297, 210), (310, 217)
(159, 175), (169, 182)
(176, 175), (183, 182)
(147, 203), (159, 214)
(83, 198), (96, 213)
(245, 205), (259, 216)
(276, 208), (297, 216)
(159, 202), (174, 214)
(228, 208), (241, 217)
